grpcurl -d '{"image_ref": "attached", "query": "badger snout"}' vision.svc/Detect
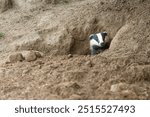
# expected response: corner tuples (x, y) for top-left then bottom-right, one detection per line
(100, 42), (105, 47)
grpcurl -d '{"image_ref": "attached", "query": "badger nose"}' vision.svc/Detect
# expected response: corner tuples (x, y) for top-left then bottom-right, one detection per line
(101, 42), (105, 47)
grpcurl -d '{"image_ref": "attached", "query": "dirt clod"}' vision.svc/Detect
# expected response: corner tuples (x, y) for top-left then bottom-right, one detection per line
(24, 51), (37, 62)
(67, 54), (73, 59)
(84, 60), (93, 67)
(9, 53), (24, 63)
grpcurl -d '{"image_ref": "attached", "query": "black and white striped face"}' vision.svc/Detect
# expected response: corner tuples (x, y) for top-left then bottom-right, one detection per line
(89, 32), (107, 48)
(88, 32), (108, 55)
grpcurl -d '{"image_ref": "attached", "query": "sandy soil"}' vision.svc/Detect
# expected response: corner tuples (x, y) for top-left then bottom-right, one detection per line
(0, 0), (150, 99)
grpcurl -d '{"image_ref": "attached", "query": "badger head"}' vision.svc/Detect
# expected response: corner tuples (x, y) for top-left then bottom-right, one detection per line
(89, 32), (107, 55)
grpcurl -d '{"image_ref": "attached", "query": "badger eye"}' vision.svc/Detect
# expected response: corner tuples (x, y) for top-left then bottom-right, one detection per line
(101, 32), (107, 40)
(89, 34), (94, 40)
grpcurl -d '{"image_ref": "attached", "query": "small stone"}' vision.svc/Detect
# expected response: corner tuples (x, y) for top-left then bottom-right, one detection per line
(110, 83), (128, 92)
(24, 51), (37, 62)
(22, 69), (31, 76)
(35, 51), (44, 58)
(9, 53), (24, 63)
(69, 82), (81, 89)
(85, 60), (93, 67)
(69, 94), (82, 100)
(35, 60), (44, 65)
(22, 51), (43, 62)
(50, 65), (58, 69)
(110, 84), (120, 92)
(68, 54), (73, 59)
(121, 90), (137, 99)
(22, 69), (30, 74)
(38, 65), (42, 69)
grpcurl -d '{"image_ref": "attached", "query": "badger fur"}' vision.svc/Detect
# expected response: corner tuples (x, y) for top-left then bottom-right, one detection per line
(88, 32), (108, 55)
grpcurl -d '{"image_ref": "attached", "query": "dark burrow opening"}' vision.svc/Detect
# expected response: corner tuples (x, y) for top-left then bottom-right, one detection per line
(68, 30), (112, 55)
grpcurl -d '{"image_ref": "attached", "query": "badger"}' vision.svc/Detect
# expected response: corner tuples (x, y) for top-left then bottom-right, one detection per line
(88, 32), (108, 55)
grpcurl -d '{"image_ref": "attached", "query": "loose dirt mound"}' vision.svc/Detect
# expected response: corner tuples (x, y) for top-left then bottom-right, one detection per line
(0, 0), (150, 99)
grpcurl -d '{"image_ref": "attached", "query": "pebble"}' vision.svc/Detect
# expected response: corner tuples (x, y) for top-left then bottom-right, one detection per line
(84, 60), (93, 67)
(121, 90), (138, 99)
(110, 83), (128, 92)
(9, 53), (24, 63)
(24, 51), (37, 62)
(69, 94), (82, 100)
(35, 60), (44, 65)
(68, 54), (73, 59)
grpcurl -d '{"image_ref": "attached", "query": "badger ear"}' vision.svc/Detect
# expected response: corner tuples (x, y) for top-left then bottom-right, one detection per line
(89, 34), (94, 40)
(103, 32), (107, 36)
